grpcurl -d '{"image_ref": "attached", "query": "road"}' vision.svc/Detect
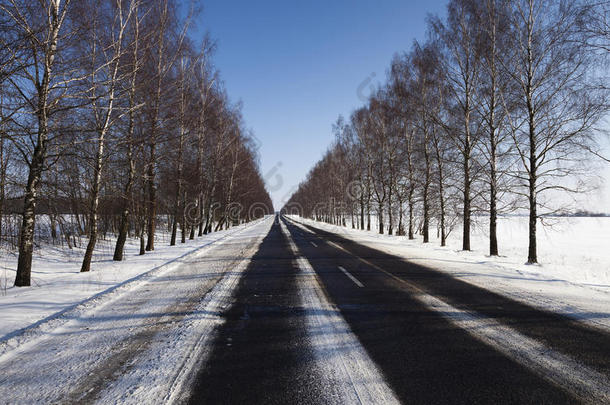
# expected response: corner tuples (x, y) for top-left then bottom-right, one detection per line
(189, 215), (609, 404)
(0, 214), (608, 404)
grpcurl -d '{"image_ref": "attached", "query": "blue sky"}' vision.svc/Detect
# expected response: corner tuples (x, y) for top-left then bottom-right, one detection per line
(190, 1), (610, 211)
(190, 0), (449, 209)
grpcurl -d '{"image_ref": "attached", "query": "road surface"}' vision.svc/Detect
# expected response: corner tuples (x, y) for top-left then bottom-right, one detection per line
(0, 215), (608, 404)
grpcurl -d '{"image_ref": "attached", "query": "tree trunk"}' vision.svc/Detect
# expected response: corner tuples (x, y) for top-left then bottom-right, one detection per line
(114, 138), (136, 260)
(81, 136), (105, 273)
(462, 130), (471, 251)
(387, 190), (393, 235)
(463, 166), (471, 251)
(171, 133), (185, 246)
(146, 142), (156, 251)
(489, 149), (498, 256)
(439, 176), (447, 247)
(487, 9), (500, 257)
(528, 180), (537, 264)
(527, 107), (538, 263)
(378, 202), (384, 234)
(181, 191), (187, 243)
(15, 158), (44, 286)
(14, 0), (63, 286)
(139, 225), (145, 255)
(359, 192), (365, 230)
(170, 214), (178, 246)
(197, 194), (204, 236)
(189, 213), (195, 239)
(397, 196), (404, 236)
(408, 185), (415, 240)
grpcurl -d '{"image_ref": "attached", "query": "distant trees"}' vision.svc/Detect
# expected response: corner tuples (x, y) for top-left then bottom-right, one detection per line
(1, 0), (272, 287)
(283, 0), (609, 264)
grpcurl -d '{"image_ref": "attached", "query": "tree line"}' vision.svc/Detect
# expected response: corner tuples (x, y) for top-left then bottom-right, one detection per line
(0, 0), (273, 287)
(283, 0), (609, 263)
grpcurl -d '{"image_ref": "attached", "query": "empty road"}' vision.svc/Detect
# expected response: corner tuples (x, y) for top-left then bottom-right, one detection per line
(1, 215), (608, 404)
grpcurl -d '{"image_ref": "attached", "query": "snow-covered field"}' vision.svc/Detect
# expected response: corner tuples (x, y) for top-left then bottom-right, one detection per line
(0, 218), (265, 347)
(290, 215), (610, 332)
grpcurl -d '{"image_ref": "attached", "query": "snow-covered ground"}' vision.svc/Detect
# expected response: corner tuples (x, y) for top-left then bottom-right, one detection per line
(0, 218), (266, 349)
(290, 215), (610, 332)
(0, 217), (274, 404)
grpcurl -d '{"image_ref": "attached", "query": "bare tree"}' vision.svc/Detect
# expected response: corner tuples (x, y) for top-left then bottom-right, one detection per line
(1, 0), (83, 286)
(411, 41), (440, 243)
(79, 0), (136, 273)
(431, 0), (483, 251)
(367, 95), (390, 234)
(113, 1), (145, 260)
(193, 39), (217, 236)
(169, 51), (191, 246)
(503, 0), (607, 263)
(474, 0), (513, 256)
(142, 0), (190, 251)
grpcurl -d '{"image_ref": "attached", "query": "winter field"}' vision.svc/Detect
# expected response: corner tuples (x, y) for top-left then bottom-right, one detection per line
(290, 215), (610, 332)
(0, 217), (265, 349)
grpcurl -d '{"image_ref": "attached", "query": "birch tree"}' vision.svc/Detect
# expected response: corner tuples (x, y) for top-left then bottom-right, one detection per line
(79, 0), (135, 273)
(504, 0), (606, 263)
(1, 0), (81, 286)
(431, 0), (483, 251)
(113, 1), (145, 260)
(475, 0), (513, 256)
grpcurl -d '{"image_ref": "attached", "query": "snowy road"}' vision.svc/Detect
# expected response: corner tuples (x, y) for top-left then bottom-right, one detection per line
(0, 218), (272, 404)
(1, 214), (609, 404)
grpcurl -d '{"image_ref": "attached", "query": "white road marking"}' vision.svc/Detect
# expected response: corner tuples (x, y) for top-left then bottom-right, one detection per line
(310, 241), (318, 247)
(338, 266), (364, 288)
(328, 241), (343, 251)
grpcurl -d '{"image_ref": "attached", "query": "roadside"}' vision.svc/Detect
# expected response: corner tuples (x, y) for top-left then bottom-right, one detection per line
(288, 216), (610, 333)
(0, 217), (268, 357)
(0, 216), (272, 404)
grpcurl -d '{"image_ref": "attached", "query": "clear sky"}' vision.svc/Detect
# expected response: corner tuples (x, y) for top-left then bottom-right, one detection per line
(190, 0), (449, 210)
(190, 0), (610, 212)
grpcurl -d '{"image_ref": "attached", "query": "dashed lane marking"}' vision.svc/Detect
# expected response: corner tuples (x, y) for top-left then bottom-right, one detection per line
(338, 266), (364, 288)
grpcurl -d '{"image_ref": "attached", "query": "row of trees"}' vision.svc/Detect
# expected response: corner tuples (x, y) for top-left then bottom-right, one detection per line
(283, 0), (609, 263)
(0, 0), (272, 287)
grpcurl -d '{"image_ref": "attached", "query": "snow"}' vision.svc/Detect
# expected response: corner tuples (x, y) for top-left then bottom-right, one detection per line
(0, 217), (273, 404)
(94, 220), (273, 404)
(289, 215), (610, 332)
(0, 213), (608, 403)
(0, 218), (267, 353)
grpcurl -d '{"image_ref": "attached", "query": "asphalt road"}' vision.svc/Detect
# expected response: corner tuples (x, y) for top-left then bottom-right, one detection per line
(188, 216), (334, 404)
(2, 215), (606, 404)
(188, 215), (610, 404)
